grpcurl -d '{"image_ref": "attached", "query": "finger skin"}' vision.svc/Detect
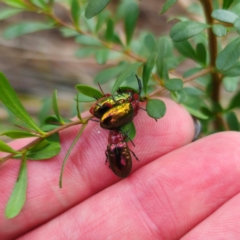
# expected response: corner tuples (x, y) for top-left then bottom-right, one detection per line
(0, 98), (194, 239)
(18, 132), (240, 240)
(182, 193), (240, 240)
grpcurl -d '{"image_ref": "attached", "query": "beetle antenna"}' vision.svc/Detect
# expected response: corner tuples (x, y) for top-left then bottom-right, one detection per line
(130, 149), (139, 161)
(119, 129), (135, 147)
(97, 82), (105, 96)
(135, 75), (142, 97)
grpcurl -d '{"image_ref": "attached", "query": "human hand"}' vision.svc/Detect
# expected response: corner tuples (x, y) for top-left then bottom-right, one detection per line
(1, 98), (240, 239)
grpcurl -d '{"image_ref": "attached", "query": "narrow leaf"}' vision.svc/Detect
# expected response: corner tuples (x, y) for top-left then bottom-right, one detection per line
(223, 0), (234, 9)
(52, 90), (63, 123)
(160, 0), (177, 14)
(212, 24), (227, 37)
(0, 73), (44, 134)
(146, 99), (166, 119)
(74, 93), (95, 102)
(196, 43), (207, 65)
(124, 2), (139, 45)
(0, 8), (23, 20)
(182, 104), (208, 119)
(95, 49), (109, 64)
(0, 140), (18, 153)
(211, 9), (238, 23)
(94, 63), (127, 84)
(105, 19), (114, 42)
(5, 154), (27, 218)
(111, 62), (143, 94)
(226, 111), (239, 131)
(174, 40), (197, 61)
(142, 53), (157, 95)
(1, 130), (37, 139)
(3, 0), (28, 9)
(234, 18), (240, 33)
(71, 0), (81, 28)
(76, 35), (102, 46)
(164, 78), (183, 91)
(170, 21), (210, 42)
(171, 90), (186, 103)
(144, 33), (156, 53)
(59, 124), (87, 188)
(75, 48), (95, 58)
(85, 0), (111, 19)
(216, 37), (240, 71)
(3, 22), (53, 40)
(76, 85), (103, 99)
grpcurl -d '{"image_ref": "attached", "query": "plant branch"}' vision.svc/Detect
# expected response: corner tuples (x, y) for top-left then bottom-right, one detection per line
(199, 0), (223, 130)
(0, 117), (91, 164)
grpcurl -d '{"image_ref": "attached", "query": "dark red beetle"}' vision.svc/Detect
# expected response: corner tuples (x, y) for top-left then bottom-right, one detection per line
(105, 130), (138, 178)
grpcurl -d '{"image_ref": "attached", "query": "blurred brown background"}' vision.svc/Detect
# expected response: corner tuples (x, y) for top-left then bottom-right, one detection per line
(0, 0), (196, 128)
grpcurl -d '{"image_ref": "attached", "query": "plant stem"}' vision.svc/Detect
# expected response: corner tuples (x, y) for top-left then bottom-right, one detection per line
(200, 0), (223, 130)
(0, 118), (91, 164)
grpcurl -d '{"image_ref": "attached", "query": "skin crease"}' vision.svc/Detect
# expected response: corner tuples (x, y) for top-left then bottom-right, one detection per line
(0, 98), (240, 239)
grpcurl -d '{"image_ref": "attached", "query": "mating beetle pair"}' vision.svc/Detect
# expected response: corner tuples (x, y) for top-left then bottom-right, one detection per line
(90, 75), (142, 178)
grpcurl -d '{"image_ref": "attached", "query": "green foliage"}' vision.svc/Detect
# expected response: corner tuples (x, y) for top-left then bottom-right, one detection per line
(170, 21), (210, 42)
(1, 0), (240, 219)
(146, 99), (166, 119)
(0, 73), (44, 134)
(3, 22), (53, 40)
(5, 154), (27, 218)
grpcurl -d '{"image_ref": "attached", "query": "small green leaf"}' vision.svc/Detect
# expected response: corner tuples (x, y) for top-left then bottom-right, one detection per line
(85, 0), (111, 19)
(60, 28), (79, 37)
(216, 37), (240, 71)
(74, 93), (95, 102)
(182, 104), (209, 119)
(0, 140), (18, 153)
(5, 154), (27, 218)
(171, 90), (186, 103)
(146, 99), (166, 119)
(0, 73), (44, 134)
(223, 62), (240, 76)
(3, 22), (53, 40)
(144, 33), (156, 53)
(164, 78), (183, 91)
(226, 111), (239, 131)
(75, 85), (103, 99)
(212, 24), (227, 37)
(52, 90), (63, 123)
(75, 47), (95, 58)
(174, 40), (197, 61)
(170, 21), (210, 42)
(142, 53), (157, 95)
(95, 49), (109, 64)
(71, 0), (81, 28)
(120, 122), (136, 143)
(26, 134), (61, 160)
(234, 18), (240, 33)
(111, 62), (143, 94)
(94, 63), (127, 84)
(223, 76), (239, 92)
(228, 91), (240, 110)
(196, 43), (207, 65)
(223, 0), (234, 9)
(124, 2), (139, 45)
(0, 8), (23, 20)
(211, 9), (238, 23)
(105, 19), (114, 42)
(76, 35), (102, 46)
(1, 130), (37, 139)
(160, 0), (177, 14)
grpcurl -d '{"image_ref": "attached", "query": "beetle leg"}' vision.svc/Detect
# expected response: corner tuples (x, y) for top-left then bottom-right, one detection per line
(105, 150), (109, 164)
(130, 149), (139, 162)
